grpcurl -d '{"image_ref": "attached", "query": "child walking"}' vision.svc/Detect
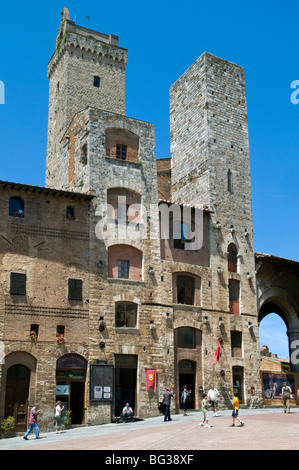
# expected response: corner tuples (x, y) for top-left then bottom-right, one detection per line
(230, 392), (244, 427)
(200, 393), (211, 428)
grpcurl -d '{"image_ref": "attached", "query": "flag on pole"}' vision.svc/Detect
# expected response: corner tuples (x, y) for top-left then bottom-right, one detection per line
(214, 337), (221, 364)
(145, 369), (156, 392)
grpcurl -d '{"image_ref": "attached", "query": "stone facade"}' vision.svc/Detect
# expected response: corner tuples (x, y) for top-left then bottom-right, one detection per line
(1, 7), (299, 433)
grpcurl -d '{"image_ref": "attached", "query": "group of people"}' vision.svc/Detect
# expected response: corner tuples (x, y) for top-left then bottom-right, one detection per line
(23, 401), (65, 440)
(160, 383), (244, 428)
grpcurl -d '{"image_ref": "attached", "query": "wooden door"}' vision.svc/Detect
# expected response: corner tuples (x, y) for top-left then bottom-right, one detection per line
(5, 365), (30, 432)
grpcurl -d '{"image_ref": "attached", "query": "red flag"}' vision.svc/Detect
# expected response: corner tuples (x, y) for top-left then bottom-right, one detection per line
(214, 338), (221, 364)
(145, 369), (156, 392)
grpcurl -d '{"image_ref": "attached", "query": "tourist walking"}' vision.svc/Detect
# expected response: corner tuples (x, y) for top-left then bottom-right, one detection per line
(208, 384), (220, 416)
(230, 392), (244, 427)
(181, 385), (191, 416)
(55, 401), (65, 433)
(23, 403), (42, 440)
(282, 381), (292, 413)
(162, 387), (174, 422)
(200, 393), (211, 428)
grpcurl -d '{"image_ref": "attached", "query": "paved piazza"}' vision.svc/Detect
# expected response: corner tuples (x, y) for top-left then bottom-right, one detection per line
(1, 408), (298, 452)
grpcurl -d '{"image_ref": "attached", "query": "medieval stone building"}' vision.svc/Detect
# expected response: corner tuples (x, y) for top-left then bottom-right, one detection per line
(0, 7), (298, 431)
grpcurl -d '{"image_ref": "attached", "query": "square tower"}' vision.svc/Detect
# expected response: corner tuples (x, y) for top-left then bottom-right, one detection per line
(46, 7), (127, 188)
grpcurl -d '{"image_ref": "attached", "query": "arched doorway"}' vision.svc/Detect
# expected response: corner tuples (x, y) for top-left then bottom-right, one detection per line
(56, 354), (87, 425)
(5, 365), (30, 432)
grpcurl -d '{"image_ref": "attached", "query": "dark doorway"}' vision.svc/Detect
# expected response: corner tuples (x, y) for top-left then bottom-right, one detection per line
(179, 360), (196, 409)
(5, 365), (30, 432)
(232, 366), (244, 403)
(70, 382), (85, 424)
(114, 355), (137, 417)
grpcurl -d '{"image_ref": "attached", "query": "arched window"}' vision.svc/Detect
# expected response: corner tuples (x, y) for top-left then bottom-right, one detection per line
(115, 302), (138, 328)
(228, 243), (238, 273)
(9, 197), (24, 217)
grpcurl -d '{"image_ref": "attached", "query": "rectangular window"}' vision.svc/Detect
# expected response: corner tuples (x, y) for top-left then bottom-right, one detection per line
(177, 276), (195, 305)
(178, 327), (196, 348)
(116, 144), (127, 160)
(68, 279), (83, 301)
(118, 260), (129, 279)
(10, 273), (26, 295)
(115, 302), (137, 328)
(229, 279), (240, 314)
(93, 76), (100, 88)
(231, 331), (243, 357)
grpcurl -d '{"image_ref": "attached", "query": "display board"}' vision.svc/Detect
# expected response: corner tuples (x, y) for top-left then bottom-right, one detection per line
(90, 364), (114, 402)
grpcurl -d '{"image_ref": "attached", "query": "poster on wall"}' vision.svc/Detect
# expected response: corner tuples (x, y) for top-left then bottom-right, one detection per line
(261, 372), (296, 400)
(90, 364), (114, 402)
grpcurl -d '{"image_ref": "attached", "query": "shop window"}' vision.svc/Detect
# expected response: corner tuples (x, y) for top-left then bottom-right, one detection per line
(9, 197), (24, 217)
(115, 302), (137, 328)
(10, 273), (26, 295)
(178, 327), (196, 349)
(68, 279), (82, 301)
(229, 279), (240, 314)
(231, 330), (243, 357)
(177, 275), (195, 305)
(228, 243), (237, 272)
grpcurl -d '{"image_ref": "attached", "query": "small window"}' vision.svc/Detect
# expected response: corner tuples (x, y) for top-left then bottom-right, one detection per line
(81, 143), (88, 165)
(228, 244), (237, 272)
(118, 260), (129, 279)
(30, 324), (39, 338)
(9, 197), (24, 217)
(93, 76), (100, 88)
(115, 302), (137, 328)
(116, 144), (127, 160)
(231, 331), (242, 357)
(66, 207), (75, 220)
(178, 327), (196, 349)
(57, 325), (65, 336)
(177, 276), (195, 305)
(229, 279), (240, 315)
(228, 169), (233, 193)
(10, 273), (26, 295)
(68, 279), (82, 301)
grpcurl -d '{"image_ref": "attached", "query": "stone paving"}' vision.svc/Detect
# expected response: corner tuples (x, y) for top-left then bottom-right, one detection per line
(1, 407), (298, 451)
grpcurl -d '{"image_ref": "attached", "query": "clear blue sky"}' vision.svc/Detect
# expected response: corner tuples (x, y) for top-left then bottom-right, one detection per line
(0, 1), (298, 358)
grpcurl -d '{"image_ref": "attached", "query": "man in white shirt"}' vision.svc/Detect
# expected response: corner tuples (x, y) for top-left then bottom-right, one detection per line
(122, 403), (133, 422)
(207, 384), (220, 416)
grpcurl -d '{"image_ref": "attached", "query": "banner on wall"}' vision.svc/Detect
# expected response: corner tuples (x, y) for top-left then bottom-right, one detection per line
(145, 368), (156, 392)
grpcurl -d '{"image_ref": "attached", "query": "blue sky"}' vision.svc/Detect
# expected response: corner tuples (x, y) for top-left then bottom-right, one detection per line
(0, 1), (298, 358)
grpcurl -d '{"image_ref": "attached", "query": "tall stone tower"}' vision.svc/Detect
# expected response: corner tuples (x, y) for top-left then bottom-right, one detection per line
(46, 6), (127, 188)
(170, 53), (261, 400)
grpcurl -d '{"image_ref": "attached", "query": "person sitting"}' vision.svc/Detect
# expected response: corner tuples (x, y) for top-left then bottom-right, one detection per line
(122, 403), (134, 423)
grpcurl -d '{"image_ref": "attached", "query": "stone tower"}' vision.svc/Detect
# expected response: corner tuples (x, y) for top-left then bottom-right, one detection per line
(46, 6), (127, 188)
(170, 52), (261, 400)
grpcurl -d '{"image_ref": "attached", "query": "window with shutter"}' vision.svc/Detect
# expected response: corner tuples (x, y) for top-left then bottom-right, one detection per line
(10, 273), (26, 295)
(68, 279), (83, 301)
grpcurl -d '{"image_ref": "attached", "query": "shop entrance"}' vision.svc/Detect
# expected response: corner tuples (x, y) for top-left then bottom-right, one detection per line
(114, 354), (137, 417)
(179, 360), (196, 409)
(56, 354), (87, 425)
(232, 366), (244, 403)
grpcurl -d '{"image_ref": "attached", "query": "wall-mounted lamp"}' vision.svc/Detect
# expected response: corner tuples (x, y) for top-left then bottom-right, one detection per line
(245, 229), (249, 237)
(247, 273), (253, 280)
(148, 267), (155, 274)
(213, 222), (221, 230)
(150, 321), (156, 330)
(99, 319), (106, 332)
(204, 316), (209, 324)
(219, 317), (224, 327)
(248, 322), (253, 330)
(97, 260), (104, 268)
(230, 226), (235, 233)
(217, 267), (223, 274)
(99, 341), (105, 349)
